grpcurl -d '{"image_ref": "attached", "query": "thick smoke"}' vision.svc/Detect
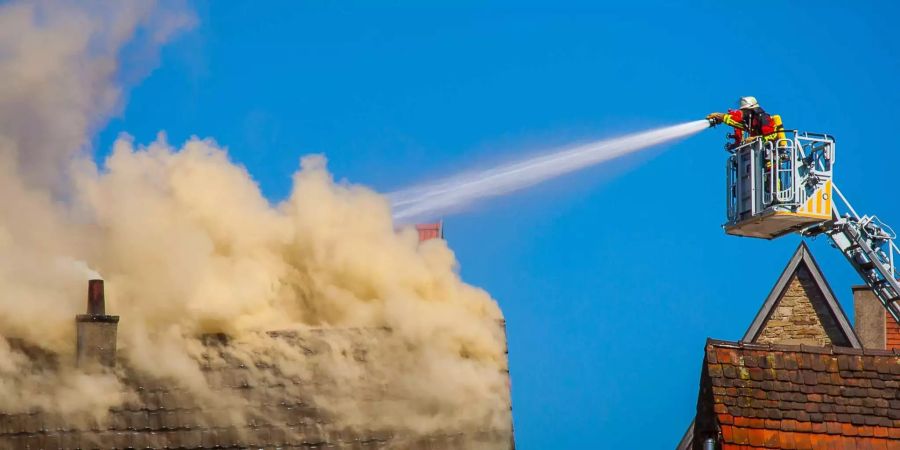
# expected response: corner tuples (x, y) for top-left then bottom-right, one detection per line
(0, 0), (508, 436)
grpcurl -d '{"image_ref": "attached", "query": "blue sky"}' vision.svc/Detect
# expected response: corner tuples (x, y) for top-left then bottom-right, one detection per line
(95, 2), (900, 448)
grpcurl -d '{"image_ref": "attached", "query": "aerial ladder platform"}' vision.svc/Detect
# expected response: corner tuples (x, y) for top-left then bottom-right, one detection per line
(723, 130), (900, 324)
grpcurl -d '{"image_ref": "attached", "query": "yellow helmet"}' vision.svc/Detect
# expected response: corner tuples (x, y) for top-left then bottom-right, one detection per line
(738, 96), (759, 110)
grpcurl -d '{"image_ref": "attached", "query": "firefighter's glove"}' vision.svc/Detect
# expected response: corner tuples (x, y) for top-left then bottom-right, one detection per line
(706, 112), (725, 126)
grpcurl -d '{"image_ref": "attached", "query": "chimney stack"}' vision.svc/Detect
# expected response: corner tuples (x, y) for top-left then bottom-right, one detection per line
(415, 221), (443, 242)
(76, 279), (119, 368)
(87, 279), (105, 315)
(852, 286), (900, 350)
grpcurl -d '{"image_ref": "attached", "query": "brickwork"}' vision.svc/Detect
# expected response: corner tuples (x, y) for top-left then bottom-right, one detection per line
(415, 223), (442, 242)
(755, 266), (850, 347)
(853, 286), (900, 351)
(887, 312), (900, 350)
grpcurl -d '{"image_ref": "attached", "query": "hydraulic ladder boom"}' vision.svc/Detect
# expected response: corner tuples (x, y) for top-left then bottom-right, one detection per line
(803, 184), (900, 323)
(721, 130), (900, 324)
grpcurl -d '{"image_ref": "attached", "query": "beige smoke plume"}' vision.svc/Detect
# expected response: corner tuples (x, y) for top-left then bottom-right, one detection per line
(0, 0), (509, 436)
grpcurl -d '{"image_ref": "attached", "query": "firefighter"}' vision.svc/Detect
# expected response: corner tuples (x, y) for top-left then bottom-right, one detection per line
(706, 96), (781, 150)
(708, 97), (786, 202)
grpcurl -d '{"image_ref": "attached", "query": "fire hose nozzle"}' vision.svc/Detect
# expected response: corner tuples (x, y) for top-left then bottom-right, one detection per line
(705, 113), (724, 127)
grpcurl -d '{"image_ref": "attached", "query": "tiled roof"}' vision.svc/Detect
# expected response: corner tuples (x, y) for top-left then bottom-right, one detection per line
(694, 339), (900, 449)
(0, 328), (513, 449)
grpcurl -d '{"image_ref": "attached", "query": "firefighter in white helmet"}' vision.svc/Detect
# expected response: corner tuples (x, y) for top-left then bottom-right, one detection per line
(707, 96), (781, 150)
(709, 97), (789, 204)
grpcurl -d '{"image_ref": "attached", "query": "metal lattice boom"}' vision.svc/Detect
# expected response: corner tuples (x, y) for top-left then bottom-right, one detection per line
(803, 185), (900, 323)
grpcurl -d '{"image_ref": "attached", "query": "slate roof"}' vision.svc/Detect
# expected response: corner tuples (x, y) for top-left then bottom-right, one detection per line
(0, 328), (514, 449)
(693, 339), (900, 449)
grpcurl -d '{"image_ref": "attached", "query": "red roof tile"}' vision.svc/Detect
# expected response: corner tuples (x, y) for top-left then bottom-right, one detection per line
(692, 339), (900, 450)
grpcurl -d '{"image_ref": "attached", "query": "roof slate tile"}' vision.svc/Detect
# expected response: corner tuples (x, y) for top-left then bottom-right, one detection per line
(0, 328), (514, 449)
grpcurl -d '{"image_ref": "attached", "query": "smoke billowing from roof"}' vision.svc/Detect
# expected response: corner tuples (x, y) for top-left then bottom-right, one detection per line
(0, 0), (508, 435)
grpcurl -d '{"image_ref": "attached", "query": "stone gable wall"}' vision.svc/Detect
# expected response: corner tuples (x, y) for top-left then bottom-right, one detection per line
(755, 266), (850, 347)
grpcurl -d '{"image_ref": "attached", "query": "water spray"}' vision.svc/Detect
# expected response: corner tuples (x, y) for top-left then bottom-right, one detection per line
(391, 119), (712, 221)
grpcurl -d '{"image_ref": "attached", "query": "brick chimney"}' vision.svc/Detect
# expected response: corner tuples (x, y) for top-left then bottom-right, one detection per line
(415, 221), (443, 242)
(852, 286), (900, 350)
(76, 279), (119, 368)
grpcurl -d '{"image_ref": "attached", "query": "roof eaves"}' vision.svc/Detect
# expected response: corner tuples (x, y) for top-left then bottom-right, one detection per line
(675, 419), (694, 450)
(707, 338), (897, 356)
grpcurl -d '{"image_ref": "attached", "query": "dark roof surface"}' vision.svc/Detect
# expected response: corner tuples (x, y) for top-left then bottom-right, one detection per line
(0, 328), (513, 449)
(694, 339), (900, 449)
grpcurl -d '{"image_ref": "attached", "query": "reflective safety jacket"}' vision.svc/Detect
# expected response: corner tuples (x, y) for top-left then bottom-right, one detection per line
(722, 107), (778, 144)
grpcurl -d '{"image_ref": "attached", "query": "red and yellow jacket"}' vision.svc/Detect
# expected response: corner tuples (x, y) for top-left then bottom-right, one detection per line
(722, 109), (778, 144)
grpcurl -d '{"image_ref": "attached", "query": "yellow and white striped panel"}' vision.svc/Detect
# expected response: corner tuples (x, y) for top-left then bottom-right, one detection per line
(798, 180), (833, 218)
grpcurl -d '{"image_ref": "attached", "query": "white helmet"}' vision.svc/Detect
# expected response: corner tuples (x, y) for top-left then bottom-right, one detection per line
(738, 96), (759, 110)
